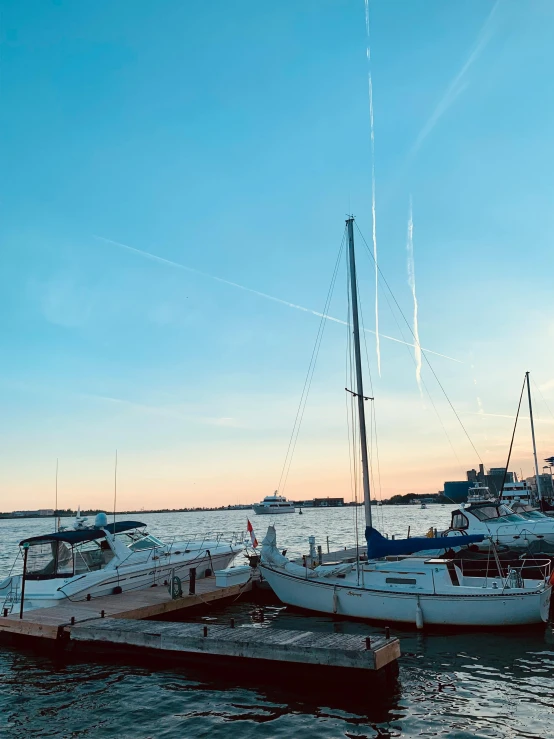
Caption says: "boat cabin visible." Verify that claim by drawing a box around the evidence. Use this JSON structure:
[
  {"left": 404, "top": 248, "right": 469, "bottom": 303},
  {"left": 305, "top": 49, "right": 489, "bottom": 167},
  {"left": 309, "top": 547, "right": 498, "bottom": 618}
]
[
  {"left": 501, "top": 481, "right": 533, "bottom": 506},
  {"left": 262, "top": 495, "right": 290, "bottom": 506},
  {"left": 20, "top": 521, "right": 148, "bottom": 580},
  {"left": 467, "top": 482, "right": 495, "bottom": 505},
  {"left": 449, "top": 503, "right": 525, "bottom": 531}
]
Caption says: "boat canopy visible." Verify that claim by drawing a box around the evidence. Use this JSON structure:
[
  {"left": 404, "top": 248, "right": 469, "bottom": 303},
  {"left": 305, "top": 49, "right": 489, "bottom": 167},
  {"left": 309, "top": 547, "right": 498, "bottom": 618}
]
[
  {"left": 365, "top": 526, "right": 485, "bottom": 559},
  {"left": 19, "top": 521, "right": 146, "bottom": 547}
]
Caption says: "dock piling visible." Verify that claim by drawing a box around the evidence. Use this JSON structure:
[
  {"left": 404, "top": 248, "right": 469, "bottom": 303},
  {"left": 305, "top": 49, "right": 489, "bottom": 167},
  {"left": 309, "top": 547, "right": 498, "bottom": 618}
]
[{"left": 189, "top": 567, "right": 196, "bottom": 595}]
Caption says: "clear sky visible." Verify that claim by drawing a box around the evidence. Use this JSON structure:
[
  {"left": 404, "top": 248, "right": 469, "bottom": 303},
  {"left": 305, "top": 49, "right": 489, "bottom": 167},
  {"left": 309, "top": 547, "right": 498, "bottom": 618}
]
[{"left": 1, "top": 0, "right": 553, "bottom": 513}]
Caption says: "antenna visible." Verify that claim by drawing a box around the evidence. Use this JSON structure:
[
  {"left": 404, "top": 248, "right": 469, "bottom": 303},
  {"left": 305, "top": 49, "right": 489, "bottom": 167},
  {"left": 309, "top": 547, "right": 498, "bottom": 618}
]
[{"left": 113, "top": 450, "right": 118, "bottom": 530}]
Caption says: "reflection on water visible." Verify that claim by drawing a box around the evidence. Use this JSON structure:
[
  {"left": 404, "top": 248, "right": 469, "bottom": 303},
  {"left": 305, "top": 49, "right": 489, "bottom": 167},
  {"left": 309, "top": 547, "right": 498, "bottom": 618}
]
[{"left": 1, "top": 508, "right": 554, "bottom": 737}]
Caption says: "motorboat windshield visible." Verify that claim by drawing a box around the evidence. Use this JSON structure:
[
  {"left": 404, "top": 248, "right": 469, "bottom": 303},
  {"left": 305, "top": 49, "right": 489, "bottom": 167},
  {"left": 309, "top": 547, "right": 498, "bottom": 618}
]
[
  {"left": 117, "top": 531, "right": 164, "bottom": 551},
  {"left": 509, "top": 503, "right": 549, "bottom": 520},
  {"left": 19, "top": 520, "right": 147, "bottom": 580},
  {"left": 469, "top": 504, "right": 526, "bottom": 523}
]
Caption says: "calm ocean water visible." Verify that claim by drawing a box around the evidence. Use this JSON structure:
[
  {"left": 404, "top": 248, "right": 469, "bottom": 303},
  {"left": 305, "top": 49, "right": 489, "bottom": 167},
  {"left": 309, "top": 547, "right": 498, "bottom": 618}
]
[{"left": 1, "top": 505, "right": 553, "bottom": 738}]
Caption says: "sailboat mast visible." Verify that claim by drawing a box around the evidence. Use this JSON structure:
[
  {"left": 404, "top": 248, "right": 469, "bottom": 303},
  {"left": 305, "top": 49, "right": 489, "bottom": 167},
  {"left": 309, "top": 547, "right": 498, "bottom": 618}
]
[
  {"left": 526, "top": 371, "right": 542, "bottom": 501},
  {"left": 346, "top": 217, "right": 373, "bottom": 529}
]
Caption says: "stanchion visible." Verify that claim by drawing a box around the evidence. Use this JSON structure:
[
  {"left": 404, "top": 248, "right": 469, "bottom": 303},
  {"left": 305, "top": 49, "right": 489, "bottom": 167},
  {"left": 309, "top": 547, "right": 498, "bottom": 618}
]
[{"left": 19, "top": 543, "right": 29, "bottom": 619}]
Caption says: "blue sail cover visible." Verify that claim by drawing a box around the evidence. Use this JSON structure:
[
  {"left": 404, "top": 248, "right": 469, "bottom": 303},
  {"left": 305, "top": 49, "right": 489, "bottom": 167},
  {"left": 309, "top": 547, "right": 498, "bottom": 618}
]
[{"left": 365, "top": 526, "right": 485, "bottom": 559}]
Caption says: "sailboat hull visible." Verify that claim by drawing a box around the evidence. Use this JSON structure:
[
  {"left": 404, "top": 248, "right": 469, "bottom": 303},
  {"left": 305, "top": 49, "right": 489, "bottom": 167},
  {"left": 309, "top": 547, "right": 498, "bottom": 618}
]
[{"left": 260, "top": 564, "right": 552, "bottom": 627}]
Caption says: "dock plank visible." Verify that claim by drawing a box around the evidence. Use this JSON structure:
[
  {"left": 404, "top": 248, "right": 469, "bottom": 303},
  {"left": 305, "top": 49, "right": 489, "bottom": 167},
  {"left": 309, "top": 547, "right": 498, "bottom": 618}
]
[
  {"left": 0, "top": 576, "right": 252, "bottom": 640},
  {"left": 69, "top": 618, "right": 401, "bottom": 671}
]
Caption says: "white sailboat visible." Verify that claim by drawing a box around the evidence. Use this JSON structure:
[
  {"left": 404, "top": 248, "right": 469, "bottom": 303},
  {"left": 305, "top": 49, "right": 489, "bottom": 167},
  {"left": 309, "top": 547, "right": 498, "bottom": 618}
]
[{"left": 260, "top": 217, "right": 553, "bottom": 627}]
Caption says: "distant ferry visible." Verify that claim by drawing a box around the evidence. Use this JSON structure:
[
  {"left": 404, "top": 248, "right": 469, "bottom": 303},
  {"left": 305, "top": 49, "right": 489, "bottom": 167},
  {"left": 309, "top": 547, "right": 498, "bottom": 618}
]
[
  {"left": 253, "top": 492, "right": 295, "bottom": 515},
  {"left": 501, "top": 480, "right": 533, "bottom": 506}
]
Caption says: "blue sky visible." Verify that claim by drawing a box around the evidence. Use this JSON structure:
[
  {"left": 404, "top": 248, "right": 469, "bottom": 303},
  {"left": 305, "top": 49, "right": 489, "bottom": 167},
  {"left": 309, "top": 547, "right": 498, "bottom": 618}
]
[{"left": 1, "top": 0, "right": 553, "bottom": 511}]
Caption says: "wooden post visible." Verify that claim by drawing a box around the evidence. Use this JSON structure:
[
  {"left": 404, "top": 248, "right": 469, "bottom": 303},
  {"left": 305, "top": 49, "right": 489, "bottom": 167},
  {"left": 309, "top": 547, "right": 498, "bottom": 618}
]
[
  {"left": 19, "top": 543, "right": 29, "bottom": 619},
  {"left": 189, "top": 567, "right": 196, "bottom": 595},
  {"left": 317, "top": 545, "right": 323, "bottom": 565}
]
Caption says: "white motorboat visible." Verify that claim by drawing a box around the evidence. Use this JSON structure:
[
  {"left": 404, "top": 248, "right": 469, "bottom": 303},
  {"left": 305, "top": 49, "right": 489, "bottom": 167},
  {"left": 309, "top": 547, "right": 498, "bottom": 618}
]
[
  {"left": 0, "top": 512, "right": 243, "bottom": 614},
  {"left": 253, "top": 492, "right": 295, "bottom": 515},
  {"left": 259, "top": 217, "right": 552, "bottom": 627},
  {"left": 467, "top": 482, "right": 496, "bottom": 505},
  {"left": 442, "top": 501, "right": 554, "bottom": 551}
]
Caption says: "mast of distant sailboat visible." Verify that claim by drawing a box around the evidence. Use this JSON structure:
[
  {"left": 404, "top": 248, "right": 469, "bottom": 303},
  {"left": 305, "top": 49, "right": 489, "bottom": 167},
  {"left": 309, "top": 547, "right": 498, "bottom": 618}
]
[
  {"left": 526, "top": 371, "right": 543, "bottom": 503},
  {"left": 346, "top": 217, "right": 373, "bottom": 529}
]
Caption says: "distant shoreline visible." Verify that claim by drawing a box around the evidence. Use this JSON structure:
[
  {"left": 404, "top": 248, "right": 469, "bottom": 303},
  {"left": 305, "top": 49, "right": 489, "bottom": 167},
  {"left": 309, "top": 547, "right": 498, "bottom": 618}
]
[{"left": 0, "top": 499, "right": 451, "bottom": 520}]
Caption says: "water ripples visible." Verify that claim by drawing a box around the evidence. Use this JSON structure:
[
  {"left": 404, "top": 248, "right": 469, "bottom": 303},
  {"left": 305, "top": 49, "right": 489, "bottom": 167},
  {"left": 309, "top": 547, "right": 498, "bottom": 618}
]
[{"left": 1, "top": 508, "right": 554, "bottom": 737}]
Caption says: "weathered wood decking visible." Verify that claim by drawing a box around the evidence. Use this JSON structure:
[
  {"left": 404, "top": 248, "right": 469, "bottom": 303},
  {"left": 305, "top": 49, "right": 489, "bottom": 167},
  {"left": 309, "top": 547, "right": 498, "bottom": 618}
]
[
  {"left": 69, "top": 618, "right": 400, "bottom": 671},
  {"left": 0, "top": 568, "right": 401, "bottom": 673},
  {"left": 0, "top": 576, "right": 251, "bottom": 640}
]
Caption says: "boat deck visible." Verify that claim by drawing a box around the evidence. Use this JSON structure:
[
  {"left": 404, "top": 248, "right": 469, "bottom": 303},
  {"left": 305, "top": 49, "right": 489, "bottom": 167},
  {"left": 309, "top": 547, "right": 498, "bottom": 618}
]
[{"left": 293, "top": 545, "right": 367, "bottom": 566}]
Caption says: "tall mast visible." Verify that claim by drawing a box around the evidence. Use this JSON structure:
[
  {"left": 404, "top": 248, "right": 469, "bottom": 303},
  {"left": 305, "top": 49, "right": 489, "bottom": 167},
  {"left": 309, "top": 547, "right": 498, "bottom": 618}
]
[
  {"left": 526, "top": 371, "right": 542, "bottom": 501},
  {"left": 346, "top": 217, "right": 372, "bottom": 529}
]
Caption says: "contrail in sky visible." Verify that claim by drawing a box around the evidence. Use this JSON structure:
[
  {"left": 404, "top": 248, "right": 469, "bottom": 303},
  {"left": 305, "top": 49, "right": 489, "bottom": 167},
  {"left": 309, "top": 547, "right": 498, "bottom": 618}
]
[
  {"left": 94, "top": 235, "right": 462, "bottom": 363},
  {"left": 411, "top": 0, "right": 501, "bottom": 156},
  {"left": 364, "top": 0, "right": 381, "bottom": 376},
  {"left": 406, "top": 197, "right": 422, "bottom": 395}
]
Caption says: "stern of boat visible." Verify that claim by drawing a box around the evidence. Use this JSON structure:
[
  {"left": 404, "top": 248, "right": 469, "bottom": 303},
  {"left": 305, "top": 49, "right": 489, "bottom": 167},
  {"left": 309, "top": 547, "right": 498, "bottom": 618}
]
[{"left": 540, "top": 583, "right": 552, "bottom": 622}]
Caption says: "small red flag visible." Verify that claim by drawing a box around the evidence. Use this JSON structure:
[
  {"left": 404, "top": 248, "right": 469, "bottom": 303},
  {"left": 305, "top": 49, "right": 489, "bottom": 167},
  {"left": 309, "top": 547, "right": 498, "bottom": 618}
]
[{"left": 247, "top": 518, "right": 258, "bottom": 548}]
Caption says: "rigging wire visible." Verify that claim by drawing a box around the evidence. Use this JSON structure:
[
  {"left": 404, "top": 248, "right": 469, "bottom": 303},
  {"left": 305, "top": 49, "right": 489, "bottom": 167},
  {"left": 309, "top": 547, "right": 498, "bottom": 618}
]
[
  {"left": 354, "top": 221, "right": 483, "bottom": 465},
  {"left": 356, "top": 264, "right": 385, "bottom": 529},
  {"left": 376, "top": 273, "right": 466, "bottom": 480},
  {"left": 278, "top": 228, "right": 347, "bottom": 494},
  {"left": 345, "top": 255, "right": 358, "bottom": 507},
  {"left": 531, "top": 376, "right": 554, "bottom": 422},
  {"left": 345, "top": 246, "right": 363, "bottom": 558}
]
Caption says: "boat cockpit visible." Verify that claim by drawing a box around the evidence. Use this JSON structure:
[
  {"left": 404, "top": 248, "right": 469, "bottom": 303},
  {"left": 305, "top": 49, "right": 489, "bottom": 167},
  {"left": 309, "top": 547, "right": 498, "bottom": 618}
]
[{"left": 20, "top": 520, "right": 147, "bottom": 580}]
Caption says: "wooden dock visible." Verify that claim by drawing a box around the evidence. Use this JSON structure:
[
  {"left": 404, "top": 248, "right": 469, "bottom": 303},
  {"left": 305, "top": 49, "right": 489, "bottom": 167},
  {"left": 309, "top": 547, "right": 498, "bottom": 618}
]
[
  {"left": 69, "top": 618, "right": 400, "bottom": 671},
  {"left": 0, "top": 570, "right": 401, "bottom": 673},
  {"left": 0, "top": 576, "right": 252, "bottom": 640}
]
